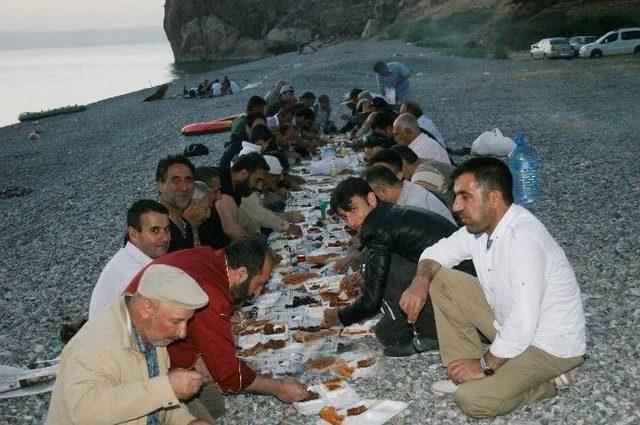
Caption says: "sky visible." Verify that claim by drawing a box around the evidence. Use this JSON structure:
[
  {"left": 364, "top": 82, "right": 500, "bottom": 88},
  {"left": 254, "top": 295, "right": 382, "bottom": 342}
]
[{"left": 0, "top": 0, "right": 166, "bottom": 32}]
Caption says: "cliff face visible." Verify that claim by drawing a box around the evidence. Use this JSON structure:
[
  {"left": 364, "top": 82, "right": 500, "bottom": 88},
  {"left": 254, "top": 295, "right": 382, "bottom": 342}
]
[{"left": 164, "top": 0, "right": 415, "bottom": 61}]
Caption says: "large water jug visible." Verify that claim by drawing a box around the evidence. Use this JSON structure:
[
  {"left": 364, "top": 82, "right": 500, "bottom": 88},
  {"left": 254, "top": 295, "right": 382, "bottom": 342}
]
[{"left": 507, "top": 134, "right": 540, "bottom": 204}]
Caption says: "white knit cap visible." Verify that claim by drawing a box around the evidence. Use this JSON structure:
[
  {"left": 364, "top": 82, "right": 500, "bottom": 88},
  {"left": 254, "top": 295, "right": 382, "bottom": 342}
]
[{"left": 264, "top": 155, "right": 283, "bottom": 175}]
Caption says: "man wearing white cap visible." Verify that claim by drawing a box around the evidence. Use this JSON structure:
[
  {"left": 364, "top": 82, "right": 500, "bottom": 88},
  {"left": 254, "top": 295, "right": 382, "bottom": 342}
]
[
  {"left": 239, "top": 155, "right": 303, "bottom": 237},
  {"left": 265, "top": 81, "right": 296, "bottom": 116},
  {"left": 47, "top": 265, "right": 211, "bottom": 425}
]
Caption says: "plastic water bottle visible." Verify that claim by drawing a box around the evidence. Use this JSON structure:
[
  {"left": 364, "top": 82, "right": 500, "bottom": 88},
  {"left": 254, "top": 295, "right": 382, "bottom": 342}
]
[
  {"left": 329, "top": 158, "right": 338, "bottom": 177},
  {"left": 507, "top": 134, "right": 540, "bottom": 204}
]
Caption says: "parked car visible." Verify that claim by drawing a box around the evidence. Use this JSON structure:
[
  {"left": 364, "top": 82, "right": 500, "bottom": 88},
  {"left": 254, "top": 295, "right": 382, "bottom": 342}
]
[
  {"left": 530, "top": 38, "right": 574, "bottom": 60},
  {"left": 569, "top": 36, "right": 597, "bottom": 55},
  {"left": 579, "top": 28, "right": 640, "bottom": 58}
]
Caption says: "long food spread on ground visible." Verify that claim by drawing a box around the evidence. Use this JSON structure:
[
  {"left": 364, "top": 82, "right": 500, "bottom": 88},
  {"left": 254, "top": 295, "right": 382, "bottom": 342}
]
[{"left": 231, "top": 143, "right": 408, "bottom": 424}]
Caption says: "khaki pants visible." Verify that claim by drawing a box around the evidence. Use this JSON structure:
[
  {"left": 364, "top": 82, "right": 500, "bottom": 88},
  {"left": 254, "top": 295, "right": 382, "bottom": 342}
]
[
  {"left": 429, "top": 268, "right": 584, "bottom": 418},
  {"left": 186, "top": 382, "right": 226, "bottom": 421}
]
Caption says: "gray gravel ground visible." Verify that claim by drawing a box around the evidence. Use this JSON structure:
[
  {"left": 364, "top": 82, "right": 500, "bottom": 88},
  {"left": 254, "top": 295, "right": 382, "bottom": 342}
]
[{"left": 1, "top": 40, "right": 639, "bottom": 424}]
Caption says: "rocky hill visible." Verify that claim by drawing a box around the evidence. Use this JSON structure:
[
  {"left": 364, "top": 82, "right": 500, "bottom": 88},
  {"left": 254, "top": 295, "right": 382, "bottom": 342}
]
[{"left": 164, "top": 0, "right": 640, "bottom": 61}]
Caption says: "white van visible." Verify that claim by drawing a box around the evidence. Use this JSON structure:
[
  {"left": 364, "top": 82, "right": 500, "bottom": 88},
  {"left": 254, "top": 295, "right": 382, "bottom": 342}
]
[{"left": 579, "top": 27, "right": 640, "bottom": 58}]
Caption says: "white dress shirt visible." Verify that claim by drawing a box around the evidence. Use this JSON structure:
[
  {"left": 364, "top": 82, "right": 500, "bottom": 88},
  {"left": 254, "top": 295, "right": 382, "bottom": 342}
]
[
  {"left": 420, "top": 204, "right": 586, "bottom": 359},
  {"left": 417, "top": 115, "right": 446, "bottom": 149},
  {"left": 397, "top": 180, "right": 455, "bottom": 224},
  {"left": 88, "top": 242, "right": 152, "bottom": 319},
  {"left": 408, "top": 133, "right": 451, "bottom": 165}
]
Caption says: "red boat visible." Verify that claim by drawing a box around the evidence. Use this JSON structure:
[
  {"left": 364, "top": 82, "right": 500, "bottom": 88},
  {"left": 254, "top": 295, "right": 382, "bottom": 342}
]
[{"left": 181, "top": 114, "right": 241, "bottom": 136}]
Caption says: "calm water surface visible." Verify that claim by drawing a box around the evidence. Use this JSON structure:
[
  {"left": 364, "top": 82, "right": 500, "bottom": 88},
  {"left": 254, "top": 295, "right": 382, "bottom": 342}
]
[{"left": 0, "top": 42, "right": 250, "bottom": 127}]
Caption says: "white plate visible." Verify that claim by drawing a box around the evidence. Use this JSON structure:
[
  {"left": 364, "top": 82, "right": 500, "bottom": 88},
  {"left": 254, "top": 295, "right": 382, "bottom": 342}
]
[
  {"left": 294, "top": 382, "right": 361, "bottom": 415},
  {"left": 317, "top": 399, "right": 409, "bottom": 425}
]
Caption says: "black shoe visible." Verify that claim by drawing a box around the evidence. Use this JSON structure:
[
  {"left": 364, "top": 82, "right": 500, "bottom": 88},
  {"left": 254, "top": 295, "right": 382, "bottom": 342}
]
[{"left": 383, "top": 336, "right": 438, "bottom": 358}]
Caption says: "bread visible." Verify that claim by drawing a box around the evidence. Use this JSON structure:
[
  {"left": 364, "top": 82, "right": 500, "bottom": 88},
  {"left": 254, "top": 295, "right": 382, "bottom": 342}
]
[
  {"left": 346, "top": 405, "right": 367, "bottom": 416},
  {"left": 321, "top": 378, "right": 343, "bottom": 391}
]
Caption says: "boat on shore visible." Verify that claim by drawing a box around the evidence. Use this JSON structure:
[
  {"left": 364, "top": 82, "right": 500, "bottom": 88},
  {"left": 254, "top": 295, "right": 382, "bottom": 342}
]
[{"left": 18, "top": 105, "right": 87, "bottom": 122}]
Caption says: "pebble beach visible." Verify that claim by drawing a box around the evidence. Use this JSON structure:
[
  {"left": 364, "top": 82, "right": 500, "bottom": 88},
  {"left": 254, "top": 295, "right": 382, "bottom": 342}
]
[{"left": 0, "top": 40, "right": 639, "bottom": 424}]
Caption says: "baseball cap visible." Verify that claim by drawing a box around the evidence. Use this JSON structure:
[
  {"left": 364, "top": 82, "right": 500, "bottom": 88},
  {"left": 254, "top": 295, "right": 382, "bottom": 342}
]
[
  {"left": 137, "top": 264, "right": 208, "bottom": 310},
  {"left": 279, "top": 85, "right": 295, "bottom": 94}
]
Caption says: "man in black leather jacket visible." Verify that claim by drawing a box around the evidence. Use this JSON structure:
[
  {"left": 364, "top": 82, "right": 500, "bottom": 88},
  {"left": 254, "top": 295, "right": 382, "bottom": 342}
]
[{"left": 323, "top": 177, "right": 474, "bottom": 357}]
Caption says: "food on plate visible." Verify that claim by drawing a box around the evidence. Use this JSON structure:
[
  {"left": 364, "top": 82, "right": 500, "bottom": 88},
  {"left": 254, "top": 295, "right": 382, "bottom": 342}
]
[
  {"left": 292, "top": 328, "right": 339, "bottom": 343},
  {"left": 346, "top": 405, "right": 368, "bottom": 416},
  {"left": 262, "top": 323, "right": 286, "bottom": 335},
  {"left": 320, "top": 292, "right": 350, "bottom": 307},
  {"left": 306, "top": 253, "right": 341, "bottom": 266},
  {"left": 308, "top": 226, "right": 323, "bottom": 234},
  {"left": 232, "top": 318, "right": 270, "bottom": 333},
  {"left": 285, "top": 295, "right": 318, "bottom": 308},
  {"left": 356, "top": 357, "right": 376, "bottom": 368},
  {"left": 341, "top": 328, "right": 369, "bottom": 336},
  {"left": 308, "top": 356, "right": 336, "bottom": 370},
  {"left": 238, "top": 325, "right": 264, "bottom": 336},
  {"left": 302, "top": 390, "right": 320, "bottom": 402},
  {"left": 321, "top": 378, "right": 343, "bottom": 391},
  {"left": 237, "top": 339, "right": 286, "bottom": 357},
  {"left": 291, "top": 325, "right": 323, "bottom": 332},
  {"left": 319, "top": 406, "right": 344, "bottom": 425},
  {"left": 327, "top": 239, "right": 350, "bottom": 248},
  {"left": 334, "top": 359, "right": 356, "bottom": 378},
  {"left": 282, "top": 271, "right": 320, "bottom": 287}
]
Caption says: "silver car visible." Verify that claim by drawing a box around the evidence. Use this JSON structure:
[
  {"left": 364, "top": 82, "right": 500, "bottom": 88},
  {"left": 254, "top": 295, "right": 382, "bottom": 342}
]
[
  {"left": 569, "top": 36, "right": 597, "bottom": 56},
  {"left": 530, "top": 38, "right": 574, "bottom": 60}
]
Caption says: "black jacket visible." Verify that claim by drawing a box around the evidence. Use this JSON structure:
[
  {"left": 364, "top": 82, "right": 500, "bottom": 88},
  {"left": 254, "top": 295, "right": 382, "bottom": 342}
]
[{"left": 338, "top": 202, "right": 472, "bottom": 326}]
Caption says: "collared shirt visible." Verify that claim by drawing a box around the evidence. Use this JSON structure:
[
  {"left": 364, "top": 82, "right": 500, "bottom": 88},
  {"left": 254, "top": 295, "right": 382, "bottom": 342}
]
[
  {"left": 129, "top": 310, "right": 160, "bottom": 425},
  {"left": 89, "top": 242, "right": 152, "bottom": 319},
  {"left": 420, "top": 204, "right": 586, "bottom": 359},
  {"left": 417, "top": 115, "right": 446, "bottom": 149},
  {"left": 397, "top": 180, "right": 455, "bottom": 224},
  {"left": 408, "top": 132, "right": 451, "bottom": 165},
  {"left": 168, "top": 218, "right": 194, "bottom": 253}
]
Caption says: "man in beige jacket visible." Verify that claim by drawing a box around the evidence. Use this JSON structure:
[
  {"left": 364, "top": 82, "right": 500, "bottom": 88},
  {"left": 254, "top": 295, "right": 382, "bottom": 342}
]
[{"left": 46, "top": 264, "right": 212, "bottom": 425}]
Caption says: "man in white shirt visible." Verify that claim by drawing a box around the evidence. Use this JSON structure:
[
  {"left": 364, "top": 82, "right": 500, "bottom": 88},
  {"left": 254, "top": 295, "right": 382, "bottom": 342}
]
[
  {"left": 399, "top": 101, "right": 446, "bottom": 150},
  {"left": 88, "top": 199, "right": 171, "bottom": 318},
  {"left": 393, "top": 113, "right": 451, "bottom": 165},
  {"left": 363, "top": 164, "right": 455, "bottom": 224},
  {"left": 399, "top": 157, "right": 586, "bottom": 418}
]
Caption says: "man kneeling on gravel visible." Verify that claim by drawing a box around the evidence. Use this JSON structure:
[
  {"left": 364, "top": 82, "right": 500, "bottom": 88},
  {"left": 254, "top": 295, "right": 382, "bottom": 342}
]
[
  {"left": 399, "top": 157, "right": 586, "bottom": 418},
  {"left": 48, "top": 265, "right": 211, "bottom": 424},
  {"left": 125, "top": 236, "right": 308, "bottom": 421},
  {"left": 321, "top": 177, "right": 472, "bottom": 357}
]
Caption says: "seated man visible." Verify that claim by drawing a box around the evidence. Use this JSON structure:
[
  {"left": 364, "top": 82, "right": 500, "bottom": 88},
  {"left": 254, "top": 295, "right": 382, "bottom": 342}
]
[
  {"left": 293, "top": 108, "right": 321, "bottom": 157},
  {"left": 363, "top": 133, "right": 395, "bottom": 163},
  {"left": 88, "top": 199, "right": 171, "bottom": 318},
  {"left": 125, "top": 236, "right": 309, "bottom": 421},
  {"left": 363, "top": 164, "right": 455, "bottom": 224},
  {"left": 265, "top": 83, "right": 296, "bottom": 116},
  {"left": 156, "top": 155, "right": 196, "bottom": 252},
  {"left": 220, "top": 112, "right": 268, "bottom": 169},
  {"left": 239, "top": 155, "right": 303, "bottom": 238},
  {"left": 48, "top": 264, "right": 211, "bottom": 424},
  {"left": 370, "top": 110, "right": 398, "bottom": 139},
  {"left": 183, "top": 181, "right": 213, "bottom": 246},
  {"left": 299, "top": 91, "right": 316, "bottom": 109},
  {"left": 229, "top": 96, "right": 267, "bottom": 144},
  {"left": 322, "top": 177, "right": 470, "bottom": 358},
  {"left": 393, "top": 113, "right": 450, "bottom": 165},
  {"left": 313, "top": 94, "right": 336, "bottom": 134},
  {"left": 216, "top": 152, "right": 269, "bottom": 241},
  {"left": 392, "top": 144, "right": 456, "bottom": 209},
  {"left": 400, "top": 157, "right": 585, "bottom": 418},
  {"left": 400, "top": 100, "right": 446, "bottom": 149},
  {"left": 338, "top": 88, "right": 364, "bottom": 134},
  {"left": 194, "top": 166, "right": 231, "bottom": 249}
]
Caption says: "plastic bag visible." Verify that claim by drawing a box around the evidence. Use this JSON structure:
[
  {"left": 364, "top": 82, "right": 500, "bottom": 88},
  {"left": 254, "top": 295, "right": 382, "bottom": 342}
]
[{"left": 471, "top": 128, "right": 516, "bottom": 157}]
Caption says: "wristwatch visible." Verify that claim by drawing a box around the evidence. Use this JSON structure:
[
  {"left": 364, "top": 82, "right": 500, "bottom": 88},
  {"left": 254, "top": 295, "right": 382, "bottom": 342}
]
[{"left": 480, "top": 352, "right": 494, "bottom": 376}]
